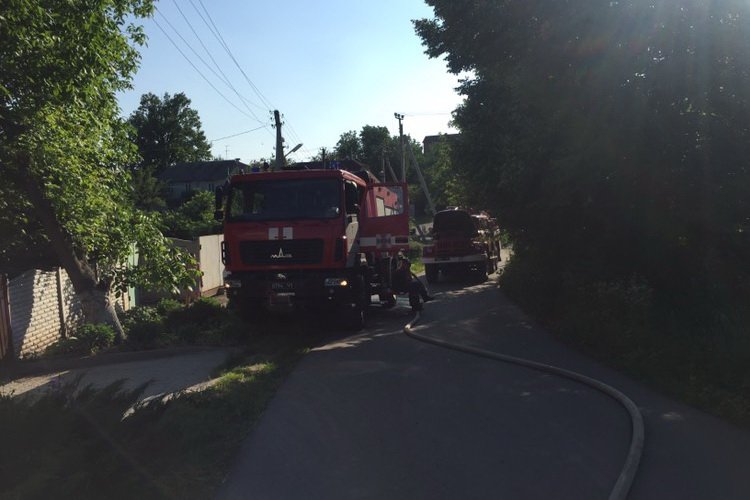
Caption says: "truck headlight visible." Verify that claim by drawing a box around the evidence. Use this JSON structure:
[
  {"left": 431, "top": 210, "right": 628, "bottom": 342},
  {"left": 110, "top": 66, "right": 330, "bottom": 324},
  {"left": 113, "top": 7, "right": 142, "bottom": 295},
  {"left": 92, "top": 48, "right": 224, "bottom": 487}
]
[
  {"left": 224, "top": 279, "right": 242, "bottom": 288},
  {"left": 324, "top": 278, "right": 348, "bottom": 287}
]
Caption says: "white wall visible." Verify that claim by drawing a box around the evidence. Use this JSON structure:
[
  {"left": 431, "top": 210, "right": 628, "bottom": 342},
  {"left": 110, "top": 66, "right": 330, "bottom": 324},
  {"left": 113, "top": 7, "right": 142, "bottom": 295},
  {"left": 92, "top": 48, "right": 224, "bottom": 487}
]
[{"left": 198, "top": 234, "right": 225, "bottom": 296}]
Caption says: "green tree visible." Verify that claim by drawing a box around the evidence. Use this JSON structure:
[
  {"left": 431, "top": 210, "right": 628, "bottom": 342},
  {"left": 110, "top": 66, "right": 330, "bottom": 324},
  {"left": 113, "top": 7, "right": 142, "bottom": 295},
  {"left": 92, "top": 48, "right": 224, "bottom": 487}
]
[
  {"left": 161, "top": 191, "right": 219, "bottom": 240},
  {"left": 415, "top": 0, "right": 750, "bottom": 318},
  {"left": 422, "top": 138, "right": 466, "bottom": 210},
  {"left": 359, "top": 125, "right": 391, "bottom": 169},
  {"left": 128, "top": 92, "right": 212, "bottom": 174},
  {"left": 130, "top": 165, "right": 167, "bottom": 211},
  {"left": 334, "top": 130, "right": 362, "bottom": 160},
  {"left": 0, "top": 0, "right": 197, "bottom": 336}
]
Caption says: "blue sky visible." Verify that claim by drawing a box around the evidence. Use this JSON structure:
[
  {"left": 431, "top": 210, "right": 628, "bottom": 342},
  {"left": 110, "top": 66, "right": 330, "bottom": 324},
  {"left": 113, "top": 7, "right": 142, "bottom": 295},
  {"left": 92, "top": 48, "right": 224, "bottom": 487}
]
[{"left": 117, "top": 0, "right": 463, "bottom": 163}]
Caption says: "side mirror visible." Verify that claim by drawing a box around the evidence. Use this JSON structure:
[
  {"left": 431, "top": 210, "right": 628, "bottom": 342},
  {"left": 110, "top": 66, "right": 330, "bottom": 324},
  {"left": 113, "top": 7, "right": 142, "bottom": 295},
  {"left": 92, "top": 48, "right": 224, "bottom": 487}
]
[{"left": 213, "top": 210, "right": 224, "bottom": 222}]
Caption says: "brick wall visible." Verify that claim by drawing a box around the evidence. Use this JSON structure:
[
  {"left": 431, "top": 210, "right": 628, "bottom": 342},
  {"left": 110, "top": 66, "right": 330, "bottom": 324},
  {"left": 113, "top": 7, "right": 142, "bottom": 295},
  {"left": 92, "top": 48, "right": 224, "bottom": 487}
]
[{"left": 8, "top": 268, "right": 131, "bottom": 359}]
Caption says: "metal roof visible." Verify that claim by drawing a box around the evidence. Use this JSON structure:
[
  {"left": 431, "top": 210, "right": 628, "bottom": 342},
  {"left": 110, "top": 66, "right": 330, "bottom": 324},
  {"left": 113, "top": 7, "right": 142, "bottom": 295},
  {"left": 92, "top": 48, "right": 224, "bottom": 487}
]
[{"left": 158, "top": 159, "right": 250, "bottom": 183}]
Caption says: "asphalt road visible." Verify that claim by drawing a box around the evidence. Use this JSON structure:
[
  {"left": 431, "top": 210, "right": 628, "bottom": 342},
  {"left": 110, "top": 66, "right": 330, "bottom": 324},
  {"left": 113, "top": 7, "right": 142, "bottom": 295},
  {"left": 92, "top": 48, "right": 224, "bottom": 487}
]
[{"left": 218, "top": 273, "right": 750, "bottom": 500}]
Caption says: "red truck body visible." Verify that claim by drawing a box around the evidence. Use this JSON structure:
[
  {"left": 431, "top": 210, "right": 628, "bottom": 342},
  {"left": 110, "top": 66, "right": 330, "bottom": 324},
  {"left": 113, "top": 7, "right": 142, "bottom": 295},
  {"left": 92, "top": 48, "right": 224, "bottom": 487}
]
[
  {"left": 218, "top": 163, "right": 409, "bottom": 328},
  {"left": 421, "top": 208, "right": 501, "bottom": 283}
]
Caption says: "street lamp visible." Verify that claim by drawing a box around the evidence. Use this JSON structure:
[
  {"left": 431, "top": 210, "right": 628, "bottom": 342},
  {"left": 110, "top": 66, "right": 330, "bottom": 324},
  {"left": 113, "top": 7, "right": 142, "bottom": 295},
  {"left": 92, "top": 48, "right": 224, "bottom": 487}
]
[{"left": 284, "top": 143, "right": 303, "bottom": 160}]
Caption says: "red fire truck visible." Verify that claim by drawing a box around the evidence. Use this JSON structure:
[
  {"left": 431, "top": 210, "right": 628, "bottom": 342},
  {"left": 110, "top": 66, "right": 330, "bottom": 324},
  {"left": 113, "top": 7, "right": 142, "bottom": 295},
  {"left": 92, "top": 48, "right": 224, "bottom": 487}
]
[
  {"left": 215, "top": 161, "right": 410, "bottom": 329},
  {"left": 421, "top": 208, "right": 501, "bottom": 284}
]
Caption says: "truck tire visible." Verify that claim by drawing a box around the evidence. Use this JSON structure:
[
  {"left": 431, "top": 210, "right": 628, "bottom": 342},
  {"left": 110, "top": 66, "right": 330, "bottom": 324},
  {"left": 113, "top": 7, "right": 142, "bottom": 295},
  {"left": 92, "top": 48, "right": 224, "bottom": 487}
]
[
  {"left": 474, "top": 261, "right": 488, "bottom": 283},
  {"left": 425, "top": 264, "right": 439, "bottom": 284},
  {"left": 342, "top": 275, "right": 366, "bottom": 331}
]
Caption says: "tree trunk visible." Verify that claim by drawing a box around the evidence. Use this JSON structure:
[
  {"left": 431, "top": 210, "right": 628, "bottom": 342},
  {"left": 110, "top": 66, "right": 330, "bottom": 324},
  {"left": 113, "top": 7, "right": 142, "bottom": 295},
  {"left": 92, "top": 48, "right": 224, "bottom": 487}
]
[{"left": 20, "top": 155, "right": 125, "bottom": 339}]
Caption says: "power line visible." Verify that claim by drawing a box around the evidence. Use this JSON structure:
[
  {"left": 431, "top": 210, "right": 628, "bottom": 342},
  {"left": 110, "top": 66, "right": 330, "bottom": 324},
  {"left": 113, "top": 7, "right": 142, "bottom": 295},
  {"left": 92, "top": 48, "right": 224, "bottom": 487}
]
[
  {"left": 210, "top": 125, "right": 266, "bottom": 143},
  {"left": 152, "top": 17, "right": 260, "bottom": 123},
  {"left": 189, "top": 0, "right": 310, "bottom": 154},
  {"left": 196, "top": 0, "right": 275, "bottom": 110},
  {"left": 156, "top": 6, "right": 266, "bottom": 126},
  {"left": 167, "top": 0, "right": 267, "bottom": 115},
  {"left": 404, "top": 112, "right": 453, "bottom": 117}
]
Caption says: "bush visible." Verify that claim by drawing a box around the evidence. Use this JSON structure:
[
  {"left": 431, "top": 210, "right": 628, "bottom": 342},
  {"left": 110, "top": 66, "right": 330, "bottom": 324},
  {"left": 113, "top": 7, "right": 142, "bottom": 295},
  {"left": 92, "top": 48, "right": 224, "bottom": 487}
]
[
  {"left": 120, "top": 306, "right": 168, "bottom": 349},
  {"left": 156, "top": 298, "right": 182, "bottom": 316},
  {"left": 75, "top": 323, "right": 116, "bottom": 353},
  {"left": 167, "top": 297, "right": 226, "bottom": 329},
  {"left": 46, "top": 323, "right": 115, "bottom": 356}
]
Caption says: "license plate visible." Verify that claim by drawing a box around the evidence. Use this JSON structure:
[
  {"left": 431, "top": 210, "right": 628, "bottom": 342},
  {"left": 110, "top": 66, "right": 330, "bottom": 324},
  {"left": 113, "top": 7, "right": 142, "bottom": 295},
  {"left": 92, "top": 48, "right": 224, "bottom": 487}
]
[{"left": 271, "top": 281, "right": 294, "bottom": 292}]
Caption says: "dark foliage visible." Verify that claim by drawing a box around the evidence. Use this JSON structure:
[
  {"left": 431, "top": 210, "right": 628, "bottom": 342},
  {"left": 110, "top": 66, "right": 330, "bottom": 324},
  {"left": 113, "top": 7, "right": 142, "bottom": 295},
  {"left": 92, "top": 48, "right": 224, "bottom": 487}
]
[{"left": 416, "top": 0, "right": 750, "bottom": 421}]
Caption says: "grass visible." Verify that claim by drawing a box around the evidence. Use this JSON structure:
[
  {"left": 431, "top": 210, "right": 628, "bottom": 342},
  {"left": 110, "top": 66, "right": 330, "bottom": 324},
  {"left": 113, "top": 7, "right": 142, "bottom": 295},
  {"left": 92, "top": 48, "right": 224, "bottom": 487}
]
[{"left": 0, "top": 323, "right": 315, "bottom": 499}]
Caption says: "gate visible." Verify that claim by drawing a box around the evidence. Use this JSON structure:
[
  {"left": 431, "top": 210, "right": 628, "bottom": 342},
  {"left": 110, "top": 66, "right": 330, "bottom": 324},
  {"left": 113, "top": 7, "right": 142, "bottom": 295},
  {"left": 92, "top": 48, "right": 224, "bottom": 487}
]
[{"left": 0, "top": 274, "right": 11, "bottom": 360}]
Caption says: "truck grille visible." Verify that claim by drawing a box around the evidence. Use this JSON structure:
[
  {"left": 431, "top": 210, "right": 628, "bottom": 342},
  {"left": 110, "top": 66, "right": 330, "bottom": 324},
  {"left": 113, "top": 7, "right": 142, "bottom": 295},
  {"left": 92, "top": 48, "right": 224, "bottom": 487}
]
[
  {"left": 239, "top": 239, "right": 324, "bottom": 265},
  {"left": 436, "top": 240, "right": 473, "bottom": 257}
]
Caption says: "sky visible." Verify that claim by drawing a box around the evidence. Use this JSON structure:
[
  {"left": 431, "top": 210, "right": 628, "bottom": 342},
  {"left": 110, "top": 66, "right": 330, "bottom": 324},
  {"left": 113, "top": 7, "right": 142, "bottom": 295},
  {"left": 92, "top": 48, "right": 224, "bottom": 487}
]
[{"left": 117, "top": 0, "right": 464, "bottom": 163}]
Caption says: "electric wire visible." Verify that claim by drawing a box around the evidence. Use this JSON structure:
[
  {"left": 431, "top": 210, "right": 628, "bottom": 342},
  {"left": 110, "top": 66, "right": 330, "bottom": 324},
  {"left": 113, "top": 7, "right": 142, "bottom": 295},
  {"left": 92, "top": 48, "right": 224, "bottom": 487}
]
[
  {"left": 210, "top": 125, "right": 266, "bottom": 143},
  {"left": 190, "top": 0, "right": 310, "bottom": 151},
  {"left": 152, "top": 18, "right": 259, "bottom": 123},
  {"left": 185, "top": 0, "right": 274, "bottom": 139},
  {"left": 192, "top": 0, "right": 274, "bottom": 111},
  {"left": 155, "top": 8, "right": 265, "bottom": 126},
  {"left": 168, "top": 0, "right": 267, "bottom": 116}
]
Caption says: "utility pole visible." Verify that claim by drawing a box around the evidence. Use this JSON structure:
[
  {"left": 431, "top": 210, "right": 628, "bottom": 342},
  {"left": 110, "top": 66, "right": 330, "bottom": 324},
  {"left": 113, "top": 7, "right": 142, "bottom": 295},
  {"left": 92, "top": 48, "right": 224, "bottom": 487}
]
[
  {"left": 225, "top": 145, "right": 230, "bottom": 159},
  {"left": 380, "top": 148, "right": 386, "bottom": 182},
  {"left": 408, "top": 145, "right": 436, "bottom": 216},
  {"left": 273, "top": 110, "right": 284, "bottom": 171},
  {"left": 385, "top": 157, "right": 398, "bottom": 183},
  {"left": 394, "top": 113, "right": 405, "bottom": 181}
]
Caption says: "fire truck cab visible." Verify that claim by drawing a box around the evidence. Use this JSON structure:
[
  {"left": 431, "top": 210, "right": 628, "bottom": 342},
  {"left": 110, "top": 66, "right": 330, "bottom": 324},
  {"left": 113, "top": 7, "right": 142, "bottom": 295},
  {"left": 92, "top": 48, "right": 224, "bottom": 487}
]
[{"left": 216, "top": 162, "right": 410, "bottom": 329}]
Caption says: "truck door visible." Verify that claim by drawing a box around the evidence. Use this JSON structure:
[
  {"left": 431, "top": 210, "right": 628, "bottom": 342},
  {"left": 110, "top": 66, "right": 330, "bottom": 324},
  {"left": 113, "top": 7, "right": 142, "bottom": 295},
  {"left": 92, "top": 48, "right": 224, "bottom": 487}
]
[{"left": 359, "top": 182, "right": 410, "bottom": 256}]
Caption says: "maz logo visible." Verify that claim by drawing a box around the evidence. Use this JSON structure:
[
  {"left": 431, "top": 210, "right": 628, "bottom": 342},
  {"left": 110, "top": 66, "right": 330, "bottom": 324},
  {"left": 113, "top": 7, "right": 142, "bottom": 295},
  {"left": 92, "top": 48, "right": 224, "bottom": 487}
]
[{"left": 270, "top": 248, "right": 293, "bottom": 259}]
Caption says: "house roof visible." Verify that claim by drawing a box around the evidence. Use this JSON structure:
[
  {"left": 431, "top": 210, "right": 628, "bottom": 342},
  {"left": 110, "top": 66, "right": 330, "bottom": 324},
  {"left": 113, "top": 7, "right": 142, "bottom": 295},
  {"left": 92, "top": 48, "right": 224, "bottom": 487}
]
[
  {"left": 423, "top": 133, "right": 460, "bottom": 154},
  {"left": 158, "top": 159, "right": 249, "bottom": 183}
]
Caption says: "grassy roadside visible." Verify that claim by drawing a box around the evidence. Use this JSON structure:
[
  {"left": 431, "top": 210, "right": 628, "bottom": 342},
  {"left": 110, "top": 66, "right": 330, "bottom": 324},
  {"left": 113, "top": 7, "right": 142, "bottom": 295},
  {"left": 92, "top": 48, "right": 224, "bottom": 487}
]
[
  {"left": 0, "top": 322, "right": 315, "bottom": 499},
  {"left": 499, "top": 255, "right": 750, "bottom": 428}
]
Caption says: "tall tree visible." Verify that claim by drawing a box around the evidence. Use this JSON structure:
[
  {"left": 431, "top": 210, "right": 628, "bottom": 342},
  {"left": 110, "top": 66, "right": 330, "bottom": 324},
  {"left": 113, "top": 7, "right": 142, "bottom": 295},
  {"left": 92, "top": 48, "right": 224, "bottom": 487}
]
[
  {"left": 0, "top": 0, "right": 197, "bottom": 336},
  {"left": 416, "top": 0, "right": 750, "bottom": 315},
  {"left": 359, "top": 125, "right": 391, "bottom": 169},
  {"left": 128, "top": 92, "right": 212, "bottom": 174},
  {"left": 334, "top": 130, "right": 362, "bottom": 160}
]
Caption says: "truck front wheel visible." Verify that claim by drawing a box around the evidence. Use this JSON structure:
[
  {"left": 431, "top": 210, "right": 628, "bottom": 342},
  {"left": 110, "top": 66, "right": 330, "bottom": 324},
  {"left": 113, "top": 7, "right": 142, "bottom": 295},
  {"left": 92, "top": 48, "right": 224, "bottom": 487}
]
[{"left": 341, "top": 275, "right": 366, "bottom": 331}]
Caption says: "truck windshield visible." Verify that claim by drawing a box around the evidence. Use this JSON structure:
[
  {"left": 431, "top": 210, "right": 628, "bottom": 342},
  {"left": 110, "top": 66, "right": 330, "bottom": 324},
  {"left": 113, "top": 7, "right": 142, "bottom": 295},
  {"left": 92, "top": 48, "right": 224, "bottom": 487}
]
[
  {"left": 226, "top": 178, "right": 342, "bottom": 221},
  {"left": 433, "top": 210, "right": 478, "bottom": 238}
]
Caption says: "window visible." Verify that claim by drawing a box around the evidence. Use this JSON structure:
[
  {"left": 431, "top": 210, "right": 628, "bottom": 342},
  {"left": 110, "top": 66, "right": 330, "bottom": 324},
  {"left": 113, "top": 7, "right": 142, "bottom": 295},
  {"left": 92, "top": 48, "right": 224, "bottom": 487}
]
[{"left": 226, "top": 178, "right": 342, "bottom": 221}]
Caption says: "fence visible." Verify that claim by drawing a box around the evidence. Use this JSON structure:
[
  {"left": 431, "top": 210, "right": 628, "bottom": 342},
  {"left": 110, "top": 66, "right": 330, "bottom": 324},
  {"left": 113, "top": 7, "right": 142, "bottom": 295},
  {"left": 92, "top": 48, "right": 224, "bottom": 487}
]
[
  {"left": 0, "top": 275, "right": 11, "bottom": 361},
  {"left": 1, "top": 234, "right": 223, "bottom": 359},
  {"left": 5, "top": 268, "right": 130, "bottom": 359},
  {"left": 137, "top": 234, "right": 225, "bottom": 304}
]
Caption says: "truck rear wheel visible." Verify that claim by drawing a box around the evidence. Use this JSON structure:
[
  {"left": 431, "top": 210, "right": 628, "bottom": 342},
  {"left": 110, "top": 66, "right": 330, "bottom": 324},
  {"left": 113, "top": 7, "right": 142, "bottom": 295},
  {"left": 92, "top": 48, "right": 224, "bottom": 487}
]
[
  {"left": 474, "top": 261, "right": 488, "bottom": 283},
  {"left": 425, "top": 264, "right": 439, "bottom": 284}
]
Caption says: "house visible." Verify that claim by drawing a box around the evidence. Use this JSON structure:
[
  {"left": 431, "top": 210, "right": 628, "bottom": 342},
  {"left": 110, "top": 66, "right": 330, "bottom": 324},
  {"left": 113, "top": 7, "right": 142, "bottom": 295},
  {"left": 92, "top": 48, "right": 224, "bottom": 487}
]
[
  {"left": 422, "top": 133, "right": 460, "bottom": 156},
  {"left": 159, "top": 159, "right": 249, "bottom": 201}
]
